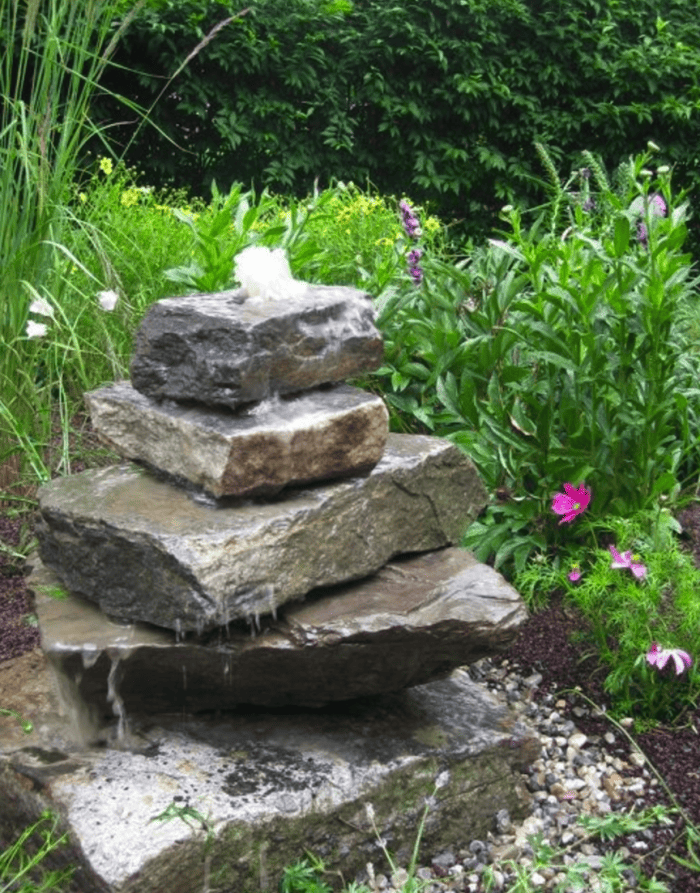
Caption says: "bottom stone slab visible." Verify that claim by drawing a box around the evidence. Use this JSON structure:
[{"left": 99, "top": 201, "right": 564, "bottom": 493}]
[
  {"left": 0, "top": 649, "right": 539, "bottom": 893},
  {"left": 28, "top": 548, "right": 528, "bottom": 710}
]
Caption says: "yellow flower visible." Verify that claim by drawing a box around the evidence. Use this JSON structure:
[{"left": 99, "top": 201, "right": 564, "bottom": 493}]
[
  {"left": 99, "top": 157, "right": 113, "bottom": 176},
  {"left": 121, "top": 188, "right": 140, "bottom": 208},
  {"left": 78, "top": 192, "right": 87, "bottom": 203},
  {"left": 424, "top": 217, "right": 441, "bottom": 238}
]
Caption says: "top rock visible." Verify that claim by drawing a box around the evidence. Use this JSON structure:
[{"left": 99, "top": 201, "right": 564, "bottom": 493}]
[{"left": 130, "top": 285, "right": 384, "bottom": 409}]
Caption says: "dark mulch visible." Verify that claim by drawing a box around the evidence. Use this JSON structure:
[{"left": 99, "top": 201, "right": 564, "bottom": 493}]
[{"left": 2, "top": 413, "right": 700, "bottom": 891}]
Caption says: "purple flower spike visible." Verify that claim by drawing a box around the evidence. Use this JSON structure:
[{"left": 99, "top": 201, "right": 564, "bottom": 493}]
[
  {"left": 399, "top": 200, "right": 422, "bottom": 239},
  {"left": 409, "top": 265, "right": 423, "bottom": 285}
]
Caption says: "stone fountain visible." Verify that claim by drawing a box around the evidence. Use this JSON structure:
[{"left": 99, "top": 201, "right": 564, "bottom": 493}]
[{"left": 0, "top": 280, "right": 541, "bottom": 893}]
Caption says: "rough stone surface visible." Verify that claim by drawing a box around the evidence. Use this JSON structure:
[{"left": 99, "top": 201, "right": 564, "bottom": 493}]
[
  {"left": 129, "top": 286, "right": 383, "bottom": 408},
  {"left": 34, "top": 434, "right": 488, "bottom": 634},
  {"left": 85, "top": 381, "right": 390, "bottom": 498},
  {"left": 0, "top": 648, "right": 538, "bottom": 893},
  {"left": 28, "top": 546, "right": 528, "bottom": 710}
]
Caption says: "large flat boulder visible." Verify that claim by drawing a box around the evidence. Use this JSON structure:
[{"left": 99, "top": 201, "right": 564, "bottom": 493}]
[
  {"left": 0, "top": 648, "right": 539, "bottom": 893},
  {"left": 129, "top": 286, "right": 383, "bottom": 408},
  {"left": 85, "top": 381, "right": 389, "bottom": 498},
  {"left": 28, "top": 547, "right": 528, "bottom": 710},
  {"left": 34, "top": 434, "right": 488, "bottom": 634}
]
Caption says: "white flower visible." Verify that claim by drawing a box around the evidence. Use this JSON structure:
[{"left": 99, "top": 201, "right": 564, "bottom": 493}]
[
  {"left": 29, "top": 298, "right": 54, "bottom": 319},
  {"left": 233, "top": 246, "right": 307, "bottom": 300},
  {"left": 435, "top": 769, "right": 450, "bottom": 789},
  {"left": 97, "top": 290, "right": 119, "bottom": 312},
  {"left": 26, "top": 320, "right": 48, "bottom": 339}
]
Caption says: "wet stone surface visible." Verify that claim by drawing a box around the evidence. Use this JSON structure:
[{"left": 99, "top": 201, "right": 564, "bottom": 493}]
[{"left": 34, "top": 434, "right": 488, "bottom": 633}]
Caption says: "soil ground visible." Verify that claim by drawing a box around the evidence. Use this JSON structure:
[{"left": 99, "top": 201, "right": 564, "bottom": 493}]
[{"left": 2, "top": 411, "right": 700, "bottom": 891}]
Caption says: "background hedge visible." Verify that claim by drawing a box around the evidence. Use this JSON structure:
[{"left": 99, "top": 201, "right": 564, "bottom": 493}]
[{"left": 83, "top": 0, "right": 700, "bottom": 252}]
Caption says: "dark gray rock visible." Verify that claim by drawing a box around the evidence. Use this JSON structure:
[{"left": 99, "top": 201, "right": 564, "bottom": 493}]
[
  {"left": 35, "top": 434, "right": 488, "bottom": 634},
  {"left": 28, "top": 547, "right": 528, "bottom": 710},
  {"left": 0, "top": 644, "right": 539, "bottom": 893},
  {"left": 85, "top": 380, "right": 389, "bottom": 498},
  {"left": 129, "top": 286, "right": 383, "bottom": 408}
]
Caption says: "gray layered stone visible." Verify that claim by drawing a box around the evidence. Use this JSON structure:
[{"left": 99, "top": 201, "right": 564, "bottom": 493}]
[
  {"left": 0, "top": 645, "right": 539, "bottom": 893},
  {"left": 28, "top": 547, "right": 528, "bottom": 710},
  {"left": 129, "top": 286, "right": 384, "bottom": 408},
  {"left": 85, "top": 381, "right": 390, "bottom": 498},
  {"left": 35, "top": 434, "right": 488, "bottom": 634}
]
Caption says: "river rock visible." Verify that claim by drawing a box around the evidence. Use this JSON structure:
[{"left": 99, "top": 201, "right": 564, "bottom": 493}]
[
  {"left": 34, "top": 434, "right": 488, "bottom": 634},
  {"left": 28, "top": 546, "right": 527, "bottom": 711},
  {"left": 0, "top": 646, "right": 538, "bottom": 893},
  {"left": 84, "top": 380, "right": 389, "bottom": 498},
  {"left": 129, "top": 285, "right": 383, "bottom": 408}
]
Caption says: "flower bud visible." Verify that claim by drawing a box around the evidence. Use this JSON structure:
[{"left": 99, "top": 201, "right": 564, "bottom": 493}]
[{"left": 647, "top": 141, "right": 660, "bottom": 152}]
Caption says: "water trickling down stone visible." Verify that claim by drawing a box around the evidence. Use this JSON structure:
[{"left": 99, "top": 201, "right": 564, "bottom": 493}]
[
  {"left": 106, "top": 652, "right": 129, "bottom": 745},
  {"left": 3, "top": 280, "right": 541, "bottom": 893}
]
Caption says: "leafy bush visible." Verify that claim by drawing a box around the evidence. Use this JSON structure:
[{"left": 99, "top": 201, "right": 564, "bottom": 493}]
[
  {"left": 86, "top": 0, "right": 700, "bottom": 259},
  {"left": 364, "top": 144, "right": 700, "bottom": 581}
]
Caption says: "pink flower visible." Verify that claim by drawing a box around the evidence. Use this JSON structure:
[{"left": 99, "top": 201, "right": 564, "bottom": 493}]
[
  {"left": 609, "top": 545, "right": 647, "bottom": 579},
  {"left": 552, "top": 483, "right": 591, "bottom": 524},
  {"left": 568, "top": 563, "right": 581, "bottom": 582},
  {"left": 646, "top": 643, "right": 692, "bottom": 675}
]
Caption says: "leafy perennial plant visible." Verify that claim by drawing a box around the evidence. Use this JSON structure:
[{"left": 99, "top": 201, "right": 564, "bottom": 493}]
[
  {"left": 371, "top": 143, "right": 700, "bottom": 585},
  {"left": 546, "top": 481, "right": 700, "bottom": 732}
]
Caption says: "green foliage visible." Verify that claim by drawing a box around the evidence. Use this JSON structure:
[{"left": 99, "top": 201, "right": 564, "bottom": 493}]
[
  {"left": 86, "top": 0, "right": 700, "bottom": 260},
  {"left": 0, "top": 811, "right": 75, "bottom": 892},
  {"left": 279, "top": 857, "right": 333, "bottom": 893},
  {"left": 162, "top": 179, "right": 297, "bottom": 293},
  {"left": 374, "top": 145, "right": 700, "bottom": 584},
  {"left": 0, "top": 0, "right": 150, "bottom": 485}
]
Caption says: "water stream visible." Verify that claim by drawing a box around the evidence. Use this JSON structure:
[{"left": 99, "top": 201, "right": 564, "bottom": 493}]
[{"left": 106, "top": 650, "right": 131, "bottom": 746}]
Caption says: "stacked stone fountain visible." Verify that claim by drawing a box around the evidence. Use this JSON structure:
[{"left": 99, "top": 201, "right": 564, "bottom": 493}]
[
  {"left": 33, "top": 282, "right": 528, "bottom": 716},
  {"left": 1, "top": 281, "right": 541, "bottom": 893}
]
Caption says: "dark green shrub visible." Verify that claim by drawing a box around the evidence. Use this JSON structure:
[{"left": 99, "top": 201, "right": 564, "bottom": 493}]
[{"left": 82, "top": 0, "right": 700, "bottom": 258}]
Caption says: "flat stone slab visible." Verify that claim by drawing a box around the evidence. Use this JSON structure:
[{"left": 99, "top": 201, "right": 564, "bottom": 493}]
[
  {"left": 28, "top": 547, "right": 528, "bottom": 709},
  {"left": 129, "top": 285, "right": 384, "bottom": 408},
  {"left": 35, "top": 434, "right": 488, "bottom": 634},
  {"left": 0, "top": 648, "right": 539, "bottom": 893},
  {"left": 85, "top": 381, "right": 390, "bottom": 498}
]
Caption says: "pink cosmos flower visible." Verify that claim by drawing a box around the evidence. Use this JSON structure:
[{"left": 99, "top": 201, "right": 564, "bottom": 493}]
[
  {"left": 552, "top": 483, "right": 591, "bottom": 524},
  {"left": 646, "top": 642, "right": 692, "bottom": 675},
  {"left": 609, "top": 545, "right": 647, "bottom": 579}
]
